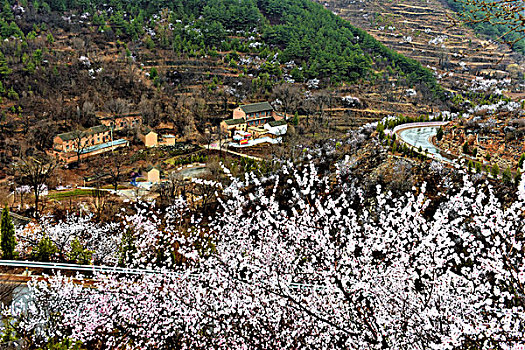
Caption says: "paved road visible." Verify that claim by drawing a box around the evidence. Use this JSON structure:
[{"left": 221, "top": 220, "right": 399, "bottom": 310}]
[
  {"left": 394, "top": 121, "right": 458, "bottom": 165},
  {"left": 201, "top": 142, "right": 264, "bottom": 161}
]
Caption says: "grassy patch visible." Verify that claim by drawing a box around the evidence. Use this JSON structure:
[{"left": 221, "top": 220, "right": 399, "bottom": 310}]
[{"left": 47, "top": 189, "right": 99, "bottom": 201}]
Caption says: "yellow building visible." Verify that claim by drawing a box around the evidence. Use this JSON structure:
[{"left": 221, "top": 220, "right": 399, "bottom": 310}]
[
  {"left": 144, "top": 165, "right": 161, "bottom": 183},
  {"left": 140, "top": 129, "right": 158, "bottom": 148}
]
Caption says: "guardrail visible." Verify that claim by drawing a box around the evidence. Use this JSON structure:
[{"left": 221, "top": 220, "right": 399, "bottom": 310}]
[
  {"left": 0, "top": 260, "right": 326, "bottom": 291},
  {"left": 0, "top": 260, "right": 164, "bottom": 275}
]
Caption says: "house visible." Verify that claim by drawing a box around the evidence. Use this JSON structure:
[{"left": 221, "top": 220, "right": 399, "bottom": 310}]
[
  {"left": 53, "top": 125, "right": 111, "bottom": 153},
  {"left": 221, "top": 118, "right": 247, "bottom": 135},
  {"left": 144, "top": 165, "right": 161, "bottom": 183},
  {"left": 139, "top": 128, "right": 177, "bottom": 147},
  {"left": 230, "top": 119, "right": 288, "bottom": 147},
  {"left": 161, "top": 134, "right": 176, "bottom": 146},
  {"left": 265, "top": 119, "right": 288, "bottom": 138},
  {"left": 221, "top": 102, "right": 284, "bottom": 137},
  {"left": 233, "top": 102, "right": 275, "bottom": 126},
  {"left": 51, "top": 125, "right": 128, "bottom": 163},
  {"left": 100, "top": 113, "right": 142, "bottom": 131}
]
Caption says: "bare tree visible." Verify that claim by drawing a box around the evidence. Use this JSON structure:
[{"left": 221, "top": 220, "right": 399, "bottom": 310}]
[
  {"left": 271, "top": 84, "right": 301, "bottom": 116},
  {"left": 450, "top": 0, "right": 524, "bottom": 48},
  {"left": 155, "top": 172, "right": 188, "bottom": 205},
  {"left": 16, "top": 156, "right": 57, "bottom": 217},
  {"left": 71, "top": 129, "right": 89, "bottom": 164},
  {"left": 102, "top": 149, "right": 127, "bottom": 191},
  {"left": 105, "top": 98, "right": 130, "bottom": 117},
  {"left": 77, "top": 100, "right": 97, "bottom": 126}
]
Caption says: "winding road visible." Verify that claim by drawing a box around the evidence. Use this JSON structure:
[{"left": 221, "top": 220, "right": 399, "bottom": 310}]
[{"left": 394, "top": 121, "right": 455, "bottom": 164}]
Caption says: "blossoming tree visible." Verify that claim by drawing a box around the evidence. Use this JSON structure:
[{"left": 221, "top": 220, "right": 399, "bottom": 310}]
[{"left": 9, "top": 160, "right": 525, "bottom": 349}]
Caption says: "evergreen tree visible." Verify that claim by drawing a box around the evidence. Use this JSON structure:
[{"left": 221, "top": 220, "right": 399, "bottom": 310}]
[
  {"left": 292, "top": 112, "right": 299, "bottom": 126},
  {"left": 475, "top": 162, "right": 482, "bottom": 173},
  {"left": 0, "top": 205, "right": 16, "bottom": 259},
  {"left": 491, "top": 164, "right": 500, "bottom": 178},
  {"left": 502, "top": 167, "right": 512, "bottom": 183},
  {"left": 518, "top": 154, "right": 525, "bottom": 169},
  {"left": 0, "top": 50, "right": 11, "bottom": 77},
  {"left": 32, "top": 236, "right": 57, "bottom": 262},
  {"left": 515, "top": 169, "right": 522, "bottom": 186},
  {"left": 68, "top": 238, "right": 92, "bottom": 265},
  {"left": 436, "top": 127, "right": 444, "bottom": 141},
  {"left": 118, "top": 228, "right": 136, "bottom": 267}
]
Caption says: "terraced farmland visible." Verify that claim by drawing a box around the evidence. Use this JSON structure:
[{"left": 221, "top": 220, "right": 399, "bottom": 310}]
[{"left": 318, "top": 0, "right": 524, "bottom": 93}]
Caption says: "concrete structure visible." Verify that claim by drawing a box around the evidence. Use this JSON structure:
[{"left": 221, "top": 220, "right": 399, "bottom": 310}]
[{"left": 99, "top": 113, "right": 142, "bottom": 131}]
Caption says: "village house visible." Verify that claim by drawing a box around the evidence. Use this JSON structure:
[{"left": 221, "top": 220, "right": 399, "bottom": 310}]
[
  {"left": 52, "top": 125, "right": 128, "bottom": 163},
  {"left": 221, "top": 102, "right": 284, "bottom": 137},
  {"left": 139, "top": 128, "right": 177, "bottom": 147},
  {"left": 53, "top": 125, "right": 111, "bottom": 153},
  {"left": 140, "top": 128, "right": 158, "bottom": 148},
  {"left": 99, "top": 113, "right": 142, "bottom": 131},
  {"left": 144, "top": 165, "right": 161, "bottom": 183}
]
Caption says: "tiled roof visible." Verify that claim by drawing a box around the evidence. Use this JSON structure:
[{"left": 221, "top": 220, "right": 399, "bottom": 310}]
[
  {"left": 57, "top": 125, "right": 109, "bottom": 141},
  {"left": 224, "top": 118, "right": 245, "bottom": 126},
  {"left": 145, "top": 165, "right": 160, "bottom": 173},
  {"left": 240, "top": 102, "right": 273, "bottom": 114},
  {"left": 268, "top": 119, "right": 287, "bottom": 127}
]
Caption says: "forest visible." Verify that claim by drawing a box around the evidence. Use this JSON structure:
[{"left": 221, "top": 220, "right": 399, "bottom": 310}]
[{"left": 0, "top": 0, "right": 440, "bottom": 88}]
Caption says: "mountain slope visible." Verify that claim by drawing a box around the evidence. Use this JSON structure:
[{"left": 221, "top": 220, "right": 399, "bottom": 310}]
[{"left": 319, "top": 0, "right": 524, "bottom": 93}]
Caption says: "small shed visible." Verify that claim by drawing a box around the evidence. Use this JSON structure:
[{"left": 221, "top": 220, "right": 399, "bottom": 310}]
[
  {"left": 140, "top": 128, "right": 158, "bottom": 147},
  {"left": 161, "top": 134, "right": 176, "bottom": 146},
  {"left": 144, "top": 165, "right": 161, "bottom": 183}
]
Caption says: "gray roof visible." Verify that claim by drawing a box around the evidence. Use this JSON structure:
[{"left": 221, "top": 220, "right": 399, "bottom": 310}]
[
  {"left": 240, "top": 102, "right": 273, "bottom": 114},
  {"left": 145, "top": 165, "right": 160, "bottom": 173},
  {"left": 268, "top": 119, "right": 287, "bottom": 127},
  {"left": 57, "top": 125, "right": 109, "bottom": 141},
  {"left": 224, "top": 118, "right": 245, "bottom": 126}
]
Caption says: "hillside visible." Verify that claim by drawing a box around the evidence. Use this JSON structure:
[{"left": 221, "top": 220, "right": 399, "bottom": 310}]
[
  {"left": 318, "top": 0, "right": 524, "bottom": 94},
  {"left": 444, "top": 0, "right": 525, "bottom": 55},
  {"left": 0, "top": 0, "right": 446, "bottom": 179}
]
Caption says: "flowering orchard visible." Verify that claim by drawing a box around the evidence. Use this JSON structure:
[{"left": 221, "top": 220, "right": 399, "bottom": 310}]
[{"left": 8, "top": 161, "right": 525, "bottom": 349}]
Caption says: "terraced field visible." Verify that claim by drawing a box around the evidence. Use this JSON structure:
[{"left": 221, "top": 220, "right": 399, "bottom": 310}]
[{"left": 319, "top": 0, "right": 524, "bottom": 93}]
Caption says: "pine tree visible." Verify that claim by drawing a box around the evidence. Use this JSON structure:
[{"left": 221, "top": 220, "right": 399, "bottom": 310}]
[
  {"left": 436, "top": 127, "right": 443, "bottom": 141},
  {"left": 118, "top": 228, "right": 136, "bottom": 267},
  {"left": 519, "top": 154, "right": 525, "bottom": 169},
  {"left": 515, "top": 169, "right": 522, "bottom": 186},
  {"left": 491, "top": 164, "right": 500, "bottom": 178},
  {"left": 502, "top": 167, "right": 512, "bottom": 183},
  {"left": 0, "top": 205, "right": 16, "bottom": 259},
  {"left": 0, "top": 50, "right": 11, "bottom": 78},
  {"left": 32, "top": 236, "right": 57, "bottom": 262}
]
